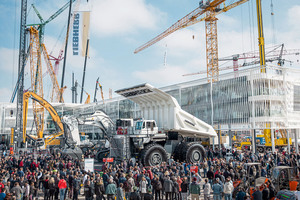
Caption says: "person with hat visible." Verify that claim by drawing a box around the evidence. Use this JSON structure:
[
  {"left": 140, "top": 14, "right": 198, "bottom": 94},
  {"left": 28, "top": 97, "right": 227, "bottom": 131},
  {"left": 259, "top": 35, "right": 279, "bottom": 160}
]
[
  {"left": 129, "top": 186, "right": 141, "bottom": 200},
  {"left": 143, "top": 188, "right": 153, "bottom": 200},
  {"left": 189, "top": 177, "right": 201, "bottom": 200}
]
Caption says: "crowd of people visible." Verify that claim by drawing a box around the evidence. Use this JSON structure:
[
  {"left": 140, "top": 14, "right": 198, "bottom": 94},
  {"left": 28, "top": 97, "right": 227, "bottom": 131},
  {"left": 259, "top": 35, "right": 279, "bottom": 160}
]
[{"left": 0, "top": 146, "right": 298, "bottom": 200}]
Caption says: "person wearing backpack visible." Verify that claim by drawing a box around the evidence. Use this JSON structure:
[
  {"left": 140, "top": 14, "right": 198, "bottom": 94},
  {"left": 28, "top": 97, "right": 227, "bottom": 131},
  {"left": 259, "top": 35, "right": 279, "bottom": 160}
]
[
  {"left": 152, "top": 176, "right": 162, "bottom": 200},
  {"left": 72, "top": 175, "right": 81, "bottom": 200},
  {"left": 95, "top": 177, "right": 105, "bottom": 200},
  {"left": 189, "top": 177, "right": 201, "bottom": 200},
  {"left": 172, "top": 177, "right": 179, "bottom": 200},
  {"left": 124, "top": 176, "right": 133, "bottom": 200}
]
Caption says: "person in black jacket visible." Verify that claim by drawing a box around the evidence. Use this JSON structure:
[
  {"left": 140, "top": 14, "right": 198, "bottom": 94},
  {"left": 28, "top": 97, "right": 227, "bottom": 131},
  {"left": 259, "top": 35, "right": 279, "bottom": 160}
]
[
  {"left": 181, "top": 177, "right": 189, "bottom": 200},
  {"left": 172, "top": 178, "right": 179, "bottom": 200},
  {"left": 48, "top": 177, "right": 56, "bottom": 200},
  {"left": 43, "top": 176, "right": 50, "bottom": 200},
  {"left": 267, "top": 180, "right": 276, "bottom": 199},
  {"left": 152, "top": 176, "right": 162, "bottom": 200},
  {"left": 207, "top": 167, "right": 214, "bottom": 186},
  {"left": 262, "top": 184, "right": 269, "bottom": 200},
  {"left": 252, "top": 187, "right": 262, "bottom": 200},
  {"left": 144, "top": 189, "right": 153, "bottom": 200},
  {"left": 130, "top": 186, "right": 141, "bottom": 200},
  {"left": 73, "top": 175, "right": 81, "bottom": 200},
  {"left": 95, "top": 178, "right": 106, "bottom": 200},
  {"left": 84, "top": 180, "right": 93, "bottom": 200}
]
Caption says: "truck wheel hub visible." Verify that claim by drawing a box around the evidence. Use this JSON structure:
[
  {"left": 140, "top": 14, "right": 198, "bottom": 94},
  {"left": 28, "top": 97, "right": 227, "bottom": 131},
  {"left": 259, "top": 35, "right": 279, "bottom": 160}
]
[
  {"left": 192, "top": 150, "right": 201, "bottom": 162},
  {"left": 151, "top": 153, "right": 162, "bottom": 165}
]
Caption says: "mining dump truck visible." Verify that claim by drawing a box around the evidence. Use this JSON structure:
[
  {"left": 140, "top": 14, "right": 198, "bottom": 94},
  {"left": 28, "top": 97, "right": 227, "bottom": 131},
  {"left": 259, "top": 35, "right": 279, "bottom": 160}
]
[{"left": 105, "top": 83, "right": 217, "bottom": 166}]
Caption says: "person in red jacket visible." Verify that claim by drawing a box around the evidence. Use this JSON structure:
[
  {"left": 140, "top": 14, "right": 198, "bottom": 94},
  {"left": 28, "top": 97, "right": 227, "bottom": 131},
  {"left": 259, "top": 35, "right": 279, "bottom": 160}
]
[
  {"left": 58, "top": 176, "right": 67, "bottom": 200},
  {"left": 0, "top": 178, "right": 4, "bottom": 193}
]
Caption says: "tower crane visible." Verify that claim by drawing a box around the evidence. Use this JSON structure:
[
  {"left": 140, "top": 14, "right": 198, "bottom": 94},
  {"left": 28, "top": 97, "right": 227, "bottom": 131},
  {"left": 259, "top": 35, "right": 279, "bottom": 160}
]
[
  {"left": 15, "top": 0, "right": 28, "bottom": 148},
  {"left": 29, "top": 27, "right": 44, "bottom": 139},
  {"left": 183, "top": 46, "right": 300, "bottom": 76},
  {"left": 49, "top": 50, "right": 64, "bottom": 76},
  {"left": 27, "top": 0, "right": 76, "bottom": 44},
  {"left": 26, "top": 0, "right": 78, "bottom": 102},
  {"left": 134, "top": 0, "right": 248, "bottom": 82}
]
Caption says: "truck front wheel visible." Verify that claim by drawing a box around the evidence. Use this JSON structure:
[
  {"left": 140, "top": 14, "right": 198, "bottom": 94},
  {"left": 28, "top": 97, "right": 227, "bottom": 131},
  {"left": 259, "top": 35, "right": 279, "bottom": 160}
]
[
  {"left": 143, "top": 144, "right": 168, "bottom": 166},
  {"left": 186, "top": 143, "right": 205, "bottom": 163}
]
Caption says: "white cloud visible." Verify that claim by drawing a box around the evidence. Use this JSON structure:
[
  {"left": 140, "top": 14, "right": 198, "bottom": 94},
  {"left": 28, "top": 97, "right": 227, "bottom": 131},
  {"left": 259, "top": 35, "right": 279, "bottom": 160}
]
[
  {"left": 0, "top": 88, "right": 12, "bottom": 103},
  {"left": 0, "top": 48, "right": 18, "bottom": 72},
  {"left": 133, "top": 63, "right": 206, "bottom": 86},
  {"left": 90, "top": 0, "right": 166, "bottom": 36},
  {"left": 287, "top": 5, "right": 300, "bottom": 30}
]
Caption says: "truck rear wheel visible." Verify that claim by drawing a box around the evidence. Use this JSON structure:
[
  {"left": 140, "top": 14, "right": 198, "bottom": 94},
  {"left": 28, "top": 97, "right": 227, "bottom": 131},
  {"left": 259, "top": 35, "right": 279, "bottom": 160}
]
[
  {"left": 186, "top": 143, "right": 205, "bottom": 163},
  {"left": 142, "top": 143, "right": 168, "bottom": 166},
  {"left": 257, "top": 146, "right": 264, "bottom": 153}
]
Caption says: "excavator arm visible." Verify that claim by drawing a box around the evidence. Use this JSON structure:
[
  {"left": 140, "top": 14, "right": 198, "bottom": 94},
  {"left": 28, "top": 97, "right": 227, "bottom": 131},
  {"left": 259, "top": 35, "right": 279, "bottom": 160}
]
[{"left": 23, "top": 91, "right": 64, "bottom": 147}]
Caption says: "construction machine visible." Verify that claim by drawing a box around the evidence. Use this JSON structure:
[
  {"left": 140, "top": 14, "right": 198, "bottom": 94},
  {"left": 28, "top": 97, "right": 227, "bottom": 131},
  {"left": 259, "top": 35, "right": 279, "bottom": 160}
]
[
  {"left": 234, "top": 135, "right": 266, "bottom": 151},
  {"left": 257, "top": 127, "right": 292, "bottom": 153},
  {"left": 271, "top": 166, "right": 300, "bottom": 191},
  {"left": 232, "top": 163, "right": 269, "bottom": 198},
  {"left": 22, "top": 91, "right": 83, "bottom": 159},
  {"left": 98, "top": 83, "right": 217, "bottom": 166}
]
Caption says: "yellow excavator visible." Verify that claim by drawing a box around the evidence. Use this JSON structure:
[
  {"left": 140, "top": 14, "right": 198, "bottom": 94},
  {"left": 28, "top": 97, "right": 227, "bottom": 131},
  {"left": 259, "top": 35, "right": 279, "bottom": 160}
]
[
  {"left": 23, "top": 91, "right": 64, "bottom": 148},
  {"left": 22, "top": 91, "right": 85, "bottom": 159}
]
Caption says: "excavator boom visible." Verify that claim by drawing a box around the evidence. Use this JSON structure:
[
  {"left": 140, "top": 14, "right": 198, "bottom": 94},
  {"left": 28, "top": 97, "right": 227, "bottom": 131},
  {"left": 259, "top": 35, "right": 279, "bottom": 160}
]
[{"left": 23, "top": 91, "right": 64, "bottom": 147}]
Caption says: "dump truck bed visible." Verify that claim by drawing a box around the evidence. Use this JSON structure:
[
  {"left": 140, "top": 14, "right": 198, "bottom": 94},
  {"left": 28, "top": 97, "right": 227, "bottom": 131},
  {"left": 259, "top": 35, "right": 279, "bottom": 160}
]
[{"left": 115, "top": 83, "right": 217, "bottom": 138}]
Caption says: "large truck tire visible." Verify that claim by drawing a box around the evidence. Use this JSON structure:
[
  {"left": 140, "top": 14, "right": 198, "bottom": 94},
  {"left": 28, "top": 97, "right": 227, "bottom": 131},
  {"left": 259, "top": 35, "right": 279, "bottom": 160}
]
[
  {"left": 186, "top": 142, "right": 206, "bottom": 163},
  {"left": 142, "top": 143, "right": 168, "bottom": 166},
  {"left": 173, "top": 142, "right": 188, "bottom": 161}
]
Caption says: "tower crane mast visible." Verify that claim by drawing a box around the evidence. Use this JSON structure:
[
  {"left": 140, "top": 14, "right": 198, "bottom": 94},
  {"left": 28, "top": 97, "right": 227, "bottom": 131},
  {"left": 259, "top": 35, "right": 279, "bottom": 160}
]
[{"left": 15, "top": 0, "right": 28, "bottom": 148}]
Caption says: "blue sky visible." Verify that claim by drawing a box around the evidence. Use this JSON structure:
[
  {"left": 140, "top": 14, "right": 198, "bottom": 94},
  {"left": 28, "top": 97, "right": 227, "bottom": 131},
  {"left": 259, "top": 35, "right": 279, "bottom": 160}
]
[{"left": 0, "top": 0, "right": 300, "bottom": 103}]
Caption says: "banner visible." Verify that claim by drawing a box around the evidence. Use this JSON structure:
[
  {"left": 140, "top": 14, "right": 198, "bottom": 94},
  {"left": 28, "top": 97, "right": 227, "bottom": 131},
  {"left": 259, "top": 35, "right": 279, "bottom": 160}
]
[
  {"left": 103, "top": 158, "right": 114, "bottom": 163},
  {"left": 190, "top": 166, "right": 198, "bottom": 173},
  {"left": 84, "top": 158, "right": 94, "bottom": 172},
  {"left": 72, "top": 11, "right": 90, "bottom": 56},
  {"left": 81, "top": 11, "right": 90, "bottom": 56}
]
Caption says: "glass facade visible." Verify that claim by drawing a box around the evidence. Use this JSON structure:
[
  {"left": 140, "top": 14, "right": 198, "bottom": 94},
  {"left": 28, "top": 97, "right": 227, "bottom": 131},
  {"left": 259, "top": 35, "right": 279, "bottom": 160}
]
[
  {"left": 1, "top": 66, "right": 300, "bottom": 140},
  {"left": 294, "top": 85, "right": 300, "bottom": 111}
]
